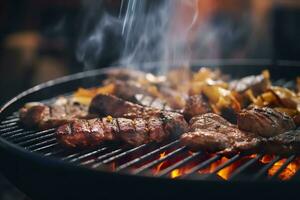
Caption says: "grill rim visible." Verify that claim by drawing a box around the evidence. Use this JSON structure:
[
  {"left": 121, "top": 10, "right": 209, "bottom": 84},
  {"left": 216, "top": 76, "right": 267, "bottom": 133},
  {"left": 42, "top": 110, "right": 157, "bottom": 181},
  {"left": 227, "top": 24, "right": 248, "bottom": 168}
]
[{"left": 1, "top": 64, "right": 300, "bottom": 188}]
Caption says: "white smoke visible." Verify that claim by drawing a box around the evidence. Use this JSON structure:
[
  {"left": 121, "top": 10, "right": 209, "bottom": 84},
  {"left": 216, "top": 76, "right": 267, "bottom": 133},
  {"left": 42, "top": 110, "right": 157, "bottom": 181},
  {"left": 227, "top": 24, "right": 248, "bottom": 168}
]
[{"left": 76, "top": 0, "right": 272, "bottom": 73}]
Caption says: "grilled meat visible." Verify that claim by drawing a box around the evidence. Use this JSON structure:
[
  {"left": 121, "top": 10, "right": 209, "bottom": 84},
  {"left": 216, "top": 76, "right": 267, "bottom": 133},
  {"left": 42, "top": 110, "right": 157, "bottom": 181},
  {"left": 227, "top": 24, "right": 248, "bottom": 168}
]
[
  {"left": 183, "top": 94, "right": 211, "bottom": 120},
  {"left": 19, "top": 97, "right": 89, "bottom": 129},
  {"left": 237, "top": 107, "right": 296, "bottom": 137},
  {"left": 56, "top": 112, "right": 188, "bottom": 148},
  {"left": 181, "top": 113, "right": 261, "bottom": 154},
  {"left": 262, "top": 130, "right": 300, "bottom": 155},
  {"left": 89, "top": 94, "right": 157, "bottom": 118},
  {"left": 59, "top": 94, "right": 188, "bottom": 147},
  {"left": 113, "top": 80, "right": 150, "bottom": 102},
  {"left": 56, "top": 118, "right": 116, "bottom": 147}
]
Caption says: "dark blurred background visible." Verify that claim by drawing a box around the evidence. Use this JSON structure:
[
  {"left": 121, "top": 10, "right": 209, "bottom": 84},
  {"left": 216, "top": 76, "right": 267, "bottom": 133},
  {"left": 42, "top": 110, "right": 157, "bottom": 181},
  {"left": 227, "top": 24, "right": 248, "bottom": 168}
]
[{"left": 0, "top": 1, "right": 299, "bottom": 199}]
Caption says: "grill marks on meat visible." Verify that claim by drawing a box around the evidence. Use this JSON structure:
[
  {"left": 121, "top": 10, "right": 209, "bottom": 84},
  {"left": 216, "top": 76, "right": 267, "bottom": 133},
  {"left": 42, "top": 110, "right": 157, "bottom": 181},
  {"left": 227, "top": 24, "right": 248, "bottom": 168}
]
[
  {"left": 237, "top": 107, "right": 296, "bottom": 137},
  {"left": 263, "top": 130, "right": 300, "bottom": 155},
  {"left": 57, "top": 118, "right": 116, "bottom": 147},
  {"left": 181, "top": 110, "right": 299, "bottom": 155},
  {"left": 19, "top": 97, "right": 89, "bottom": 129},
  {"left": 180, "top": 113, "right": 261, "bottom": 154},
  {"left": 57, "top": 94, "right": 188, "bottom": 147},
  {"left": 56, "top": 112, "right": 188, "bottom": 148}
]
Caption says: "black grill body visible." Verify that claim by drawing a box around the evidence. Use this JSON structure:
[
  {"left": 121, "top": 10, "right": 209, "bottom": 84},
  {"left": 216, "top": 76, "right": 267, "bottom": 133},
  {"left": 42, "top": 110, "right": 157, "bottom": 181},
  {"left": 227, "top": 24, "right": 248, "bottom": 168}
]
[{"left": 1, "top": 64, "right": 300, "bottom": 200}]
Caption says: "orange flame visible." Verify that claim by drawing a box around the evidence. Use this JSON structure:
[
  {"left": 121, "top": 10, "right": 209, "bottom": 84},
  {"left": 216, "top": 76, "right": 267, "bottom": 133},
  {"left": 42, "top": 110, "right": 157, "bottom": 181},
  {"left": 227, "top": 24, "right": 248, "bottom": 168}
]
[
  {"left": 267, "top": 158, "right": 300, "bottom": 180},
  {"left": 154, "top": 152, "right": 167, "bottom": 174},
  {"left": 199, "top": 157, "right": 234, "bottom": 180},
  {"left": 152, "top": 153, "right": 300, "bottom": 180}
]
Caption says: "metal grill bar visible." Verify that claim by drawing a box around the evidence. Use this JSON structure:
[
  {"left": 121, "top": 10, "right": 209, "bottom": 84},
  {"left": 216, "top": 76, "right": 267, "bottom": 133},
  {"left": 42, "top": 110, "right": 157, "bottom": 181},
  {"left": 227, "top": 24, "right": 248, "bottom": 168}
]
[
  {"left": 269, "top": 155, "right": 296, "bottom": 180},
  {"left": 32, "top": 142, "right": 58, "bottom": 152},
  {"left": 115, "top": 140, "right": 179, "bottom": 171},
  {"left": 4, "top": 128, "right": 54, "bottom": 140},
  {"left": 68, "top": 147, "right": 110, "bottom": 163},
  {"left": 156, "top": 151, "right": 202, "bottom": 177},
  {"left": 229, "top": 154, "right": 263, "bottom": 180},
  {"left": 1, "top": 129, "right": 28, "bottom": 138},
  {"left": 133, "top": 146, "right": 187, "bottom": 175},
  {"left": 91, "top": 144, "right": 149, "bottom": 167},
  {"left": 203, "top": 154, "right": 242, "bottom": 180},
  {"left": 0, "top": 122, "right": 18, "bottom": 128},
  {"left": 44, "top": 149, "right": 65, "bottom": 157},
  {"left": 2, "top": 114, "right": 18, "bottom": 120},
  {"left": 61, "top": 147, "right": 107, "bottom": 161},
  {"left": 252, "top": 156, "right": 281, "bottom": 180},
  {"left": 181, "top": 155, "right": 222, "bottom": 178},
  {"left": 0, "top": 126, "right": 19, "bottom": 133},
  {"left": 82, "top": 148, "right": 124, "bottom": 166},
  {"left": 16, "top": 133, "right": 55, "bottom": 146},
  {"left": 0, "top": 118, "right": 19, "bottom": 125},
  {"left": 24, "top": 138, "right": 57, "bottom": 150}
]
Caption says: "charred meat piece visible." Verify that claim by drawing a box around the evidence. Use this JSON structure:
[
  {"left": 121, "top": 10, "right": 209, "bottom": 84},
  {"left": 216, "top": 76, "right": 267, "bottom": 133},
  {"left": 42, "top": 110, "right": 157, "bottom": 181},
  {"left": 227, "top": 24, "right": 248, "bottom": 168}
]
[
  {"left": 113, "top": 80, "right": 150, "bottom": 102},
  {"left": 56, "top": 118, "right": 116, "bottom": 148},
  {"left": 237, "top": 107, "right": 296, "bottom": 137},
  {"left": 56, "top": 113, "right": 188, "bottom": 148},
  {"left": 229, "top": 71, "right": 270, "bottom": 95},
  {"left": 89, "top": 94, "right": 158, "bottom": 118},
  {"left": 183, "top": 94, "right": 211, "bottom": 120},
  {"left": 181, "top": 113, "right": 261, "bottom": 154},
  {"left": 261, "top": 130, "right": 300, "bottom": 155},
  {"left": 19, "top": 97, "right": 89, "bottom": 130}
]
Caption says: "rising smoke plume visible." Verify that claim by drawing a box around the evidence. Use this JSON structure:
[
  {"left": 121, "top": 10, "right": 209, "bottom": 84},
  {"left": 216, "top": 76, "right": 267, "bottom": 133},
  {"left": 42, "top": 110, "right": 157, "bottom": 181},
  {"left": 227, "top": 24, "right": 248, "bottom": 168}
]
[{"left": 76, "top": 0, "right": 272, "bottom": 73}]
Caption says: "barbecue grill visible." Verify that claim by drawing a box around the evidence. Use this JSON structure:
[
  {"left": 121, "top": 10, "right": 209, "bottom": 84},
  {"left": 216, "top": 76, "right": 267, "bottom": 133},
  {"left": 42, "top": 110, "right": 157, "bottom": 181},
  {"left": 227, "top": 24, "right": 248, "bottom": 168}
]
[{"left": 1, "top": 62, "right": 300, "bottom": 200}]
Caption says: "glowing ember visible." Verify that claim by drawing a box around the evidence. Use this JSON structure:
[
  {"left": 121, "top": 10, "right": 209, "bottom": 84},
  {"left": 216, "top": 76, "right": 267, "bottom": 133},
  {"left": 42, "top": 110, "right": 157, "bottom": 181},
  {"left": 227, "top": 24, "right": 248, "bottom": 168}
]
[
  {"left": 154, "top": 152, "right": 167, "bottom": 174},
  {"left": 267, "top": 158, "right": 300, "bottom": 180},
  {"left": 149, "top": 152, "right": 300, "bottom": 180},
  {"left": 198, "top": 157, "right": 235, "bottom": 180},
  {"left": 170, "top": 169, "right": 181, "bottom": 178},
  {"left": 217, "top": 159, "right": 235, "bottom": 180}
]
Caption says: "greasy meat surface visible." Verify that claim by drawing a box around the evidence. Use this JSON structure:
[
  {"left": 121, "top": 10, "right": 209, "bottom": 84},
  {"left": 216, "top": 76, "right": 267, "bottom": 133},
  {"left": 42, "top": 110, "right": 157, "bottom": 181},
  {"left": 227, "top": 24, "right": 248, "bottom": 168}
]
[
  {"left": 58, "top": 94, "right": 188, "bottom": 147},
  {"left": 89, "top": 94, "right": 156, "bottom": 118},
  {"left": 180, "top": 113, "right": 261, "bottom": 154},
  {"left": 56, "top": 112, "right": 188, "bottom": 148},
  {"left": 183, "top": 94, "right": 211, "bottom": 120},
  {"left": 262, "top": 130, "right": 300, "bottom": 155},
  {"left": 19, "top": 97, "right": 89, "bottom": 129},
  {"left": 56, "top": 118, "right": 116, "bottom": 147},
  {"left": 237, "top": 107, "right": 296, "bottom": 137}
]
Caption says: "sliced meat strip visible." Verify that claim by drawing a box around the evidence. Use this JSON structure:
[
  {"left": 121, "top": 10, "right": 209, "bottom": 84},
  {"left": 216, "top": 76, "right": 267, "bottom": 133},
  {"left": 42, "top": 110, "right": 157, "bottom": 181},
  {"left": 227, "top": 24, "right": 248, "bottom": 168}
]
[
  {"left": 19, "top": 97, "right": 89, "bottom": 130},
  {"left": 89, "top": 94, "right": 152, "bottom": 118},
  {"left": 237, "top": 107, "right": 296, "bottom": 137},
  {"left": 56, "top": 118, "right": 115, "bottom": 148},
  {"left": 180, "top": 113, "right": 261, "bottom": 155}
]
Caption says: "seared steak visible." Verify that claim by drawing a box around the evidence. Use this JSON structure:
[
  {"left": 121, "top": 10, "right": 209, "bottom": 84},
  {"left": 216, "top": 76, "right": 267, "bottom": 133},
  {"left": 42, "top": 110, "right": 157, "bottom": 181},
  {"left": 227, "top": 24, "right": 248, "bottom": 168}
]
[
  {"left": 89, "top": 94, "right": 154, "bottom": 118},
  {"left": 237, "top": 107, "right": 296, "bottom": 137},
  {"left": 262, "top": 130, "right": 300, "bottom": 155},
  {"left": 183, "top": 94, "right": 211, "bottom": 120},
  {"left": 19, "top": 97, "right": 89, "bottom": 130},
  {"left": 181, "top": 113, "right": 261, "bottom": 154},
  {"left": 56, "top": 112, "right": 188, "bottom": 148}
]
